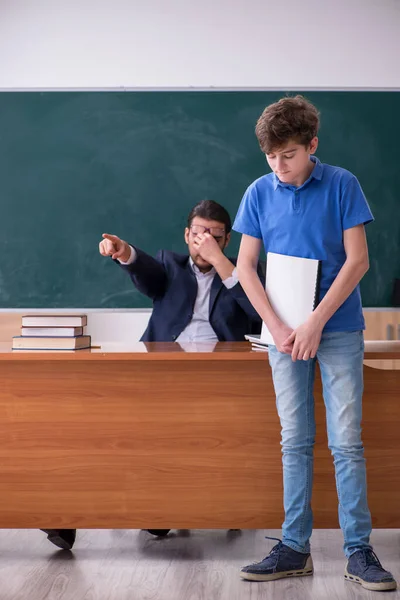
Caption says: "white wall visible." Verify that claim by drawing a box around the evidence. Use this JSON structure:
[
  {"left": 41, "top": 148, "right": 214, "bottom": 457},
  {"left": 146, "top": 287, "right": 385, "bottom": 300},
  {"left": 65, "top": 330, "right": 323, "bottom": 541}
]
[{"left": 1, "top": 0, "right": 399, "bottom": 89}]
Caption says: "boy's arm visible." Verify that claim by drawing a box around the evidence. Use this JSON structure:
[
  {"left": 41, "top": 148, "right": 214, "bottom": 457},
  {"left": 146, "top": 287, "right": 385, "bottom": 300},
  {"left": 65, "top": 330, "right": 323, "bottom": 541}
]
[
  {"left": 194, "top": 233, "right": 265, "bottom": 323},
  {"left": 215, "top": 257, "right": 265, "bottom": 323},
  {"left": 285, "top": 224, "right": 369, "bottom": 361},
  {"left": 236, "top": 234, "right": 293, "bottom": 354}
]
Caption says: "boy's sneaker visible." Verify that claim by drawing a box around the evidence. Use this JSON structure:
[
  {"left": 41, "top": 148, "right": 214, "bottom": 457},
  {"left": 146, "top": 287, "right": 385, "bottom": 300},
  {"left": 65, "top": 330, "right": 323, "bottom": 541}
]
[
  {"left": 345, "top": 548, "right": 397, "bottom": 591},
  {"left": 240, "top": 539, "right": 313, "bottom": 582}
]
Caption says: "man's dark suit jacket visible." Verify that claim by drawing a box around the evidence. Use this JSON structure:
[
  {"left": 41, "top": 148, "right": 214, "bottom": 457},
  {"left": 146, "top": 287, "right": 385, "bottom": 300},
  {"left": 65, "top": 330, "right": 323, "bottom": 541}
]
[{"left": 117, "top": 247, "right": 264, "bottom": 342}]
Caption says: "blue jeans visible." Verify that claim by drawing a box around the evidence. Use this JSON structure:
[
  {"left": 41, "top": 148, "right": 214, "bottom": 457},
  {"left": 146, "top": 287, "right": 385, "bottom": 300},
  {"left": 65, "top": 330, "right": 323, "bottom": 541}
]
[{"left": 268, "top": 330, "right": 372, "bottom": 558}]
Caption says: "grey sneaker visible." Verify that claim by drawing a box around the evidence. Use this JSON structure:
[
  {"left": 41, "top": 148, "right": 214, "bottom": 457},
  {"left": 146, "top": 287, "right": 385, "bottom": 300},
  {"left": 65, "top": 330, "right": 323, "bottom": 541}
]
[
  {"left": 240, "top": 539, "right": 313, "bottom": 582},
  {"left": 345, "top": 548, "right": 397, "bottom": 591}
]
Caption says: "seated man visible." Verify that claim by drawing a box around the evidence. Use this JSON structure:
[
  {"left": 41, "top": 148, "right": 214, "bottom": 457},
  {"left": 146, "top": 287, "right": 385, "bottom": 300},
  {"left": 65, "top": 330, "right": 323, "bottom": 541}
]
[
  {"left": 44, "top": 200, "right": 263, "bottom": 547},
  {"left": 103, "top": 199, "right": 263, "bottom": 344}
]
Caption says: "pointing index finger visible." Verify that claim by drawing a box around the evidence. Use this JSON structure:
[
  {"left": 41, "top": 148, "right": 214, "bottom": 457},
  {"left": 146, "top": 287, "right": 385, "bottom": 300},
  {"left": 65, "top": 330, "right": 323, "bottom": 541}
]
[{"left": 102, "top": 233, "right": 119, "bottom": 242}]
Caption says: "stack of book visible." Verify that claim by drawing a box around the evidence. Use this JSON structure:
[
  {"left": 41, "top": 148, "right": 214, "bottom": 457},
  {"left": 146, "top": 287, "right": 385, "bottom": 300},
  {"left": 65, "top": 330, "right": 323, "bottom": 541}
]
[{"left": 12, "top": 314, "right": 91, "bottom": 350}]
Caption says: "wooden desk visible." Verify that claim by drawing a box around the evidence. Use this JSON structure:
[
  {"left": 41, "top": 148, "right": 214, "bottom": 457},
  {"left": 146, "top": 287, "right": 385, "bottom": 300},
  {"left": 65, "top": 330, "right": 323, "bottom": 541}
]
[{"left": 0, "top": 341, "right": 399, "bottom": 529}]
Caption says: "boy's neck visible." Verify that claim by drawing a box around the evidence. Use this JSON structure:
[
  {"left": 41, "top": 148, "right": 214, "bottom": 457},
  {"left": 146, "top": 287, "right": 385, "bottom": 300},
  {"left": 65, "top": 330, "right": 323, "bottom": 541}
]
[{"left": 292, "top": 158, "right": 316, "bottom": 188}]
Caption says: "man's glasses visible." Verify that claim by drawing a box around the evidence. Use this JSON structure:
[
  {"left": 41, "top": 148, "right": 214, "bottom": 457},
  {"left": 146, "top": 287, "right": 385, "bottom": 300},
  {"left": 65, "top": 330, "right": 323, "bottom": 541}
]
[{"left": 190, "top": 225, "right": 226, "bottom": 238}]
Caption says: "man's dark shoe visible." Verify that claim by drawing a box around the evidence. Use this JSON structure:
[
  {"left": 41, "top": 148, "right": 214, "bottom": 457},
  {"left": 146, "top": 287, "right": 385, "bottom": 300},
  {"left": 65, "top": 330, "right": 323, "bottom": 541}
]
[
  {"left": 146, "top": 529, "right": 171, "bottom": 537},
  {"left": 41, "top": 529, "right": 76, "bottom": 550},
  {"left": 240, "top": 539, "right": 313, "bottom": 582},
  {"left": 345, "top": 548, "right": 397, "bottom": 591}
]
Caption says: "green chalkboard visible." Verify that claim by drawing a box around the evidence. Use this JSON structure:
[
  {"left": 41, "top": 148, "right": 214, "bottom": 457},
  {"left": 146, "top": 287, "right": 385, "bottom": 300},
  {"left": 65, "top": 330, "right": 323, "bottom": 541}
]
[{"left": 0, "top": 91, "right": 399, "bottom": 308}]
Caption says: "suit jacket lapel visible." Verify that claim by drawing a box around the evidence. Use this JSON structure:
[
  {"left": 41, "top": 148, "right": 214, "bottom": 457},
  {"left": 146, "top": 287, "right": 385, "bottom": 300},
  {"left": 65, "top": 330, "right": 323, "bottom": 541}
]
[
  {"left": 185, "top": 259, "right": 198, "bottom": 308},
  {"left": 209, "top": 273, "right": 223, "bottom": 317}
]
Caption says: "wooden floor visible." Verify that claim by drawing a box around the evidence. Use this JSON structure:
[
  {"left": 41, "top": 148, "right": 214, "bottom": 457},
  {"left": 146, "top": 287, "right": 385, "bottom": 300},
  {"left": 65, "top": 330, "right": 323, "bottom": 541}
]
[{"left": 0, "top": 529, "right": 399, "bottom": 599}]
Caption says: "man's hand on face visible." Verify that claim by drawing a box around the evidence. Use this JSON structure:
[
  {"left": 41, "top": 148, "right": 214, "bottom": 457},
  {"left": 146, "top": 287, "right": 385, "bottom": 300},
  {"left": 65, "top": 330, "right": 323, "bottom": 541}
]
[{"left": 193, "top": 232, "right": 223, "bottom": 266}]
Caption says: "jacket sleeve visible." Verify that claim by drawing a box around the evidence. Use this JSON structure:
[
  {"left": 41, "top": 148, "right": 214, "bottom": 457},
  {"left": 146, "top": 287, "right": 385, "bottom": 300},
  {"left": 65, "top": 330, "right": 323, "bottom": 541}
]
[
  {"left": 226, "top": 261, "right": 265, "bottom": 324},
  {"left": 115, "top": 247, "right": 168, "bottom": 300}
]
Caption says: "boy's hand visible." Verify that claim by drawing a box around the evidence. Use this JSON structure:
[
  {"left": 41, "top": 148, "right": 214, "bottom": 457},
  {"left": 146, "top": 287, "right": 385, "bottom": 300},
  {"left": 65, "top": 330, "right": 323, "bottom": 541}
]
[
  {"left": 99, "top": 233, "right": 131, "bottom": 262},
  {"left": 283, "top": 315, "right": 324, "bottom": 361},
  {"left": 270, "top": 322, "right": 294, "bottom": 355},
  {"left": 193, "top": 233, "right": 223, "bottom": 265}
]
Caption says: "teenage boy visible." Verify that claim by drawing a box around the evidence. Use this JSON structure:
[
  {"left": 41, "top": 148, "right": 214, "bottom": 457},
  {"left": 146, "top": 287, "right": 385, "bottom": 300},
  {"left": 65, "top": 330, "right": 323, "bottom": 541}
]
[{"left": 233, "top": 95, "right": 396, "bottom": 592}]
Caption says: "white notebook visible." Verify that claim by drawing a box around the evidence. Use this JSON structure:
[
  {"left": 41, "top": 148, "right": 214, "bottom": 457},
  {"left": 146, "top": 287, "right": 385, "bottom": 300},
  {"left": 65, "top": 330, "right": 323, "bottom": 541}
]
[{"left": 261, "top": 252, "right": 321, "bottom": 345}]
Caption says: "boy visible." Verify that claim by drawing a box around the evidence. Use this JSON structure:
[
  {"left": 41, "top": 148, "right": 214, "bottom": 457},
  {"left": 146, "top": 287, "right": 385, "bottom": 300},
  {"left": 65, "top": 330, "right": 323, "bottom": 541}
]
[{"left": 233, "top": 95, "right": 396, "bottom": 591}]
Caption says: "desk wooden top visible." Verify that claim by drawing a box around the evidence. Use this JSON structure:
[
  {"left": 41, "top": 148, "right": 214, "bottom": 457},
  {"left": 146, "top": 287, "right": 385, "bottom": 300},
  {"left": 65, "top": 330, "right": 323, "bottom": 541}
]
[{"left": 0, "top": 340, "right": 400, "bottom": 361}]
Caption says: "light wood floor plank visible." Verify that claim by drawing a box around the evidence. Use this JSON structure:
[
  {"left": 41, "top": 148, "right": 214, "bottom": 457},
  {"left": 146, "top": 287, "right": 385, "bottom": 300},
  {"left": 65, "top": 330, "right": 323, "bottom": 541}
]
[{"left": 0, "top": 529, "right": 399, "bottom": 600}]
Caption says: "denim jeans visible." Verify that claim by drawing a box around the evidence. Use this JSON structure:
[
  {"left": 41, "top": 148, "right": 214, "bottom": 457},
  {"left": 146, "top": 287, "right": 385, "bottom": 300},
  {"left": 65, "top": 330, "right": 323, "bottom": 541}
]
[{"left": 268, "top": 330, "right": 372, "bottom": 558}]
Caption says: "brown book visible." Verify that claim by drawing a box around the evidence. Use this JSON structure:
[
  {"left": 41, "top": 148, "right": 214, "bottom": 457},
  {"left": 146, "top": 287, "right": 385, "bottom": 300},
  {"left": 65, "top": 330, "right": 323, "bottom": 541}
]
[
  {"left": 21, "top": 326, "right": 84, "bottom": 337},
  {"left": 12, "top": 335, "right": 91, "bottom": 350},
  {"left": 21, "top": 315, "right": 87, "bottom": 327}
]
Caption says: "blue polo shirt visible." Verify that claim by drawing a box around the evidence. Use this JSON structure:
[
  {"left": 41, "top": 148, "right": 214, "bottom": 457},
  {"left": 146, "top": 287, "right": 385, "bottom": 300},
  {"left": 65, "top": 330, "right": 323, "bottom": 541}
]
[{"left": 233, "top": 156, "right": 374, "bottom": 332}]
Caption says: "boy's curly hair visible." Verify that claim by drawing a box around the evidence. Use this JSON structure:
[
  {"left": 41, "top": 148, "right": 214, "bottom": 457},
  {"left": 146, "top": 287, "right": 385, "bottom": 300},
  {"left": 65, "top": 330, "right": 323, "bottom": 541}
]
[{"left": 255, "top": 95, "right": 320, "bottom": 154}]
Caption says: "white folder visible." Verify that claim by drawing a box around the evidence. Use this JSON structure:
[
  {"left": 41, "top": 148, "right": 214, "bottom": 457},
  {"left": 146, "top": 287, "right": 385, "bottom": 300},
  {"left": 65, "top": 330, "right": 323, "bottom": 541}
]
[{"left": 261, "top": 252, "right": 321, "bottom": 345}]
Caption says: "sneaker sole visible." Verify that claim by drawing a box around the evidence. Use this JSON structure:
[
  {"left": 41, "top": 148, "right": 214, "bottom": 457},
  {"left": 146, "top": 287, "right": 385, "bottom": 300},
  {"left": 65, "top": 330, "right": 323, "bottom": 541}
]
[
  {"left": 240, "top": 556, "right": 314, "bottom": 582},
  {"left": 344, "top": 568, "right": 397, "bottom": 591}
]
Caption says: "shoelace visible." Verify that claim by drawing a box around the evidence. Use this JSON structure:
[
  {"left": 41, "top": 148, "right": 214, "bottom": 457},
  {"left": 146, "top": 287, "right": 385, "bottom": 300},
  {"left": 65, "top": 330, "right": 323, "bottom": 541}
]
[
  {"left": 261, "top": 536, "right": 283, "bottom": 562},
  {"left": 246, "top": 537, "right": 283, "bottom": 567},
  {"left": 265, "top": 536, "right": 283, "bottom": 544},
  {"left": 357, "top": 549, "right": 385, "bottom": 571}
]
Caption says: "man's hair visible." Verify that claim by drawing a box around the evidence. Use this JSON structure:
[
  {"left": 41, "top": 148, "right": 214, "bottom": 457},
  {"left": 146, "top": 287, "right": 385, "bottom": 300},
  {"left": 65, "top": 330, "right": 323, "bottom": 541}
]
[
  {"left": 255, "top": 95, "right": 320, "bottom": 154},
  {"left": 187, "top": 200, "right": 232, "bottom": 233}
]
